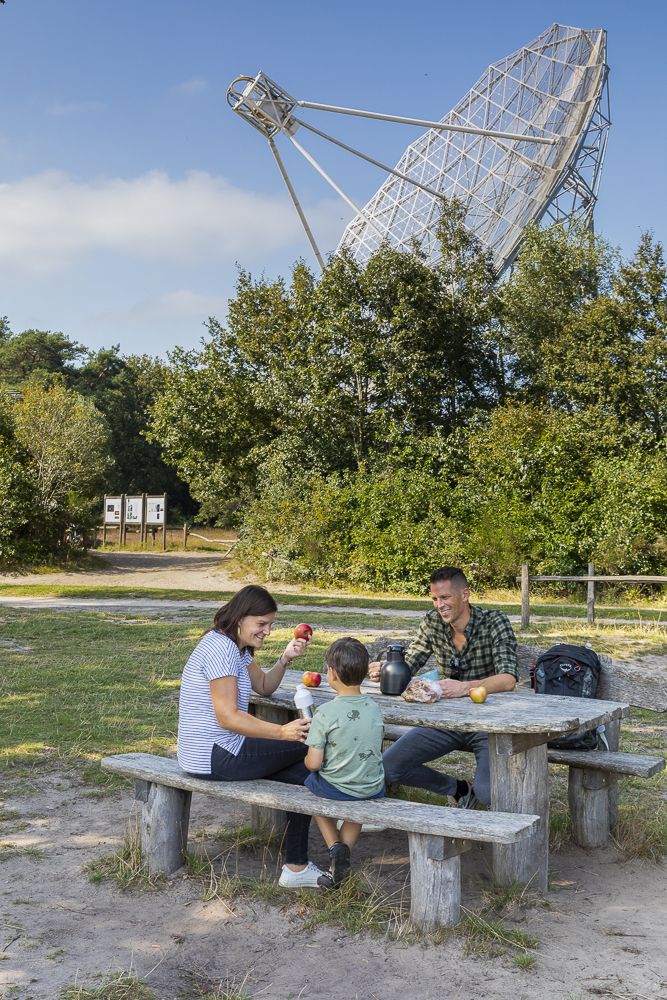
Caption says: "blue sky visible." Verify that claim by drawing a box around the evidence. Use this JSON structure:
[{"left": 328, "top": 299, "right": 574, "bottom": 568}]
[{"left": 0, "top": 0, "right": 665, "bottom": 358}]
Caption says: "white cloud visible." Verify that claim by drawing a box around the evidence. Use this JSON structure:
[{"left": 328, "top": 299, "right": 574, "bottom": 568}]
[
  {"left": 51, "top": 101, "right": 107, "bottom": 116},
  {"left": 0, "top": 169, "right": 346, "bottom": 274},
  {"left": 172, "top": 78, "right": 208, "bottom": 97},
  {"left": 93, "top": 290, "right": 230, "bottom": 326}
]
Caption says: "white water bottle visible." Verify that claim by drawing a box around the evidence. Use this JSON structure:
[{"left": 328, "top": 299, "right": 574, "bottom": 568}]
[{"left": 294, "top": 684, "right": 314, "bottom": 720}]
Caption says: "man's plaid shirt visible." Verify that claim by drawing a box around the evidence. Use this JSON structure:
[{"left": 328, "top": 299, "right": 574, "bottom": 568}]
[{"left": 405, "top": 604, "right": 519, "bottom": 681}]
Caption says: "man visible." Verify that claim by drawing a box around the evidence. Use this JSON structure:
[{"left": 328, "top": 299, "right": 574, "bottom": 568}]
[{"left": 370, "top": 566, "right": 518, "bottom": 809}]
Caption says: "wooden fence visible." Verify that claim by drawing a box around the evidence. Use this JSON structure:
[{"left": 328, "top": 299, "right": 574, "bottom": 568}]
[{"left": 517, "top": 562, "right": 667, "bottom": 627}]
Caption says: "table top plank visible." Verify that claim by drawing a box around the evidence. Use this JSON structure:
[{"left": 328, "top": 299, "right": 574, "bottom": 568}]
[{"left": 251, "top": 671, "right": 629, "bottom": 735}]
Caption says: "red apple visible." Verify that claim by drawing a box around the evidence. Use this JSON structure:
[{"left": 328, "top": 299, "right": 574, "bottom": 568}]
[
  {"left": 294, "top": 623, "right": 313, "bottom": 641},
  {"left": 302, "top": 671, "right": 321, "bottom": 688},
  {"left": 469, "top": 686, "right": 487, "bottom": 703}
]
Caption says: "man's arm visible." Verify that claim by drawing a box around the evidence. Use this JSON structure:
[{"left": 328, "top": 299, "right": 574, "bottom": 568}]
[
  {"left": 439, "top": 672, "right": 516, "bottom": 698},
  {"left": 439, "top": 612, "right": 519, "bottom": 699},
  {"left": 368, "top": 620, "right": 434, "bottom": 682}
]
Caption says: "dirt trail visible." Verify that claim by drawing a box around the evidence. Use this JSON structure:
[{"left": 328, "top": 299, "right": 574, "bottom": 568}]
[{"left": 1, "top": 766, "right": 666, "bottom": 999}]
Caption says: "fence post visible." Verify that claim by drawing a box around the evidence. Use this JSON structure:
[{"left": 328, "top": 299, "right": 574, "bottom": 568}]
[
  {"left": 587, "top": 562, "right": 595, "bottom": 625},
  {"left": 183, "top": 523, "right": 188, "bottom": 549},
  {"left": 521, "top": 564, "right": 530, "bottom": 628}
]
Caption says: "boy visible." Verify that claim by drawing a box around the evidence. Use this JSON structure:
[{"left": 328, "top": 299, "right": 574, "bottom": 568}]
[{"left": 304, "top": 636, "right": 385, "bottom": 887}]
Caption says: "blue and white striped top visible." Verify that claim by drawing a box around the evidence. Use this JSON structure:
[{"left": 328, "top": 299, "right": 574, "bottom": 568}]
[{"left": 177, "top": 631, "right": 253, "bottom": 774}]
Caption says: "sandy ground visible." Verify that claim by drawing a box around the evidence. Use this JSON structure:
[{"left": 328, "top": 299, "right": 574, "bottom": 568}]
[
  {"left": 0, "top": 552, "right": 331, "bottom": 596},
  {"left": 1, "top": 765, "right": 666, "bottom": 1000}
]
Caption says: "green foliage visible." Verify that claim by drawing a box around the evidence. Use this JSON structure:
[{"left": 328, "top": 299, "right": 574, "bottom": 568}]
[{"left": 149, "top": 202, "right": 504, "bottom": 522}]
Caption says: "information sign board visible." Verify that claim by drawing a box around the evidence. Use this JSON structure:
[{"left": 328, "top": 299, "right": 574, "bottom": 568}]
[
  {"left": 104, "top": 498, "right": 122, "bottom": 523},
  {"left": 125, "top": 496, "right": 143, "bottom": 522},
  {"left": 146, "top": 498, "right": 165, "bottom": 524}
]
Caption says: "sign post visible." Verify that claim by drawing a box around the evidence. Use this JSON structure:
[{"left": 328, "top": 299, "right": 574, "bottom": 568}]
[
  {"left": 103, "top": 496, "right": 124, "bottom": 547},
  {"left": 124, "top": 495, "right": 145, "bottom": 546},
  {"left": 146, "top": 494, "right": 168, "bottom": 550}
]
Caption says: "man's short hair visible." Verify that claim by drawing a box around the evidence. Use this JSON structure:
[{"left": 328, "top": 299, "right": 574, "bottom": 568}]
[
  {"left": 324, "top": 637, "right": 369, "bottom": 686},
  {"left": 430, "top": 566, "right": 468, "bottom": 590}
]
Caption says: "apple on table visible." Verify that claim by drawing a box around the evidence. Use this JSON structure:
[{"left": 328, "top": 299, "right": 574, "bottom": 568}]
[
  {"left": 302, "top": 671, "right": 321, "bottom": 687},
  {"left": 469, "top": 686, "right": 487, "bottom": 703}
]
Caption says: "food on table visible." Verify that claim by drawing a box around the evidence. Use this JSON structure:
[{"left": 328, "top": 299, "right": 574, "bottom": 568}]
[
  {"left": 402, "top": 677, "right": 441, "bottom": 703},
  {"left": 302, "top": 671, "right": 321, "bottom": 687},
  {"left": 469, "top": 686, "right": 488, "bottom": 703},
  {"left": 294, "top": 623, "right": 313, "bottom": 640}
]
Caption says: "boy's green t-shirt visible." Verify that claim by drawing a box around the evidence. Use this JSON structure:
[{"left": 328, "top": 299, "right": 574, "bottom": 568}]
[{"left": 305, "top": 694, "right": 385, "bottom": 798}]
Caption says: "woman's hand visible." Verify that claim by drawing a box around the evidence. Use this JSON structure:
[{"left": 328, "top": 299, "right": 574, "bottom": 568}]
[
  {"left": 282, "top": 633, "right": 313, "bottom": 665},
  {"left": 280, "top": 718, "right": 311, "bottom": 743}
]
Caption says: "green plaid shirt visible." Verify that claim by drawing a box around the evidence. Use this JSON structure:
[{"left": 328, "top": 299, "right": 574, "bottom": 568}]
[{"left": 406, "top": 605, "right": 519, "bottom": 682}]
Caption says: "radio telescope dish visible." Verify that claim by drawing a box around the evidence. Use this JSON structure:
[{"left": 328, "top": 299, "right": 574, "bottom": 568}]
[
  {"left": 227, "top": 23, "right": 608, "bottom": 276},
  {"left": 339, "top": 23, "right": 610, "bottom": 275}
]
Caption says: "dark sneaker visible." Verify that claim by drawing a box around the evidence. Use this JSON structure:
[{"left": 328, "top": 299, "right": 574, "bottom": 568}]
[
  {"left": 456, "top": 781, "right": 479, "bottom": 810},
  {"left": 329, "top": 842, "right": 351, "bottom": 885},
  {"left": 317, "top": 871, "right": 335, "bottom": 889}
]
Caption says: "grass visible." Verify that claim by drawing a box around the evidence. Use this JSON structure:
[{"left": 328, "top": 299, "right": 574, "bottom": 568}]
[
  {"left": 59, "top": 973, "right": 155, "bottom": 1000},
  {"left": 0, "top": 612, "right": 381, "bottom": 774},
  {"left": 85, "top": 828, "right": 166, "bottom": 891},
  {"left": 458, "top": 908, "right": 539, "bottom": 959},
  {"left": 178, "top": 969, "right": 254, "bottom": 1000},
  {"left": 0, "top": 842, "right": 46, "bottom": 862}
]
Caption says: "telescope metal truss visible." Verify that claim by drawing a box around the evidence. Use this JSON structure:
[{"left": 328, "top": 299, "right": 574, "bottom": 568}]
[
  {"left": 339, "top": 24, "right": 610, "bottom": 275},
  {"left": 227, "top": 23, "right": 609, "bottom": 276}
]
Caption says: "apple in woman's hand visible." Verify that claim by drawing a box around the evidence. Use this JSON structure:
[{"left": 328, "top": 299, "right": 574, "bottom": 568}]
[
  {"left": 294, "top": 623, "right": 313, "bottom": 640},
  {"left": 469, "top": 686, "right": 487, "bottom": 703},
  {"left": 302, "top": 672, "right": 321, "bottom": 687}
]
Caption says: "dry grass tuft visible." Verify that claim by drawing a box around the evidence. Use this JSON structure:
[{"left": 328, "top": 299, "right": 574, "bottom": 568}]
[
  {"left": 59, "top": 972, "right": 155, "bottom": 1000},
  {"left": 458, "top": 907, "right": 539, "bottom": 959},
  {"left": 178, "top": 968, "right": 254, "bottom": 1000},
  {"left": 610, "top": 800, "right": 667, "bottom": 862},
  {"left": 85, "top": 825, "right": 166, "bottom": 892}
]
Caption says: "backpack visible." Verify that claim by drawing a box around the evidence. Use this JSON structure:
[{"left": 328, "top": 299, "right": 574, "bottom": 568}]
[{"left": 529, "top": 643, "right": 605, "bottom": 751}]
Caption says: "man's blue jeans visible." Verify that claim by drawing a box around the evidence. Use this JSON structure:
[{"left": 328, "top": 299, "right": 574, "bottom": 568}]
[{"left": 382, "top": 727, "right": 491, "bottom": 804}]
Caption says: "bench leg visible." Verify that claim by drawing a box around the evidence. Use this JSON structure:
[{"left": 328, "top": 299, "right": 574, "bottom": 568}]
[
  {"left": 489, "top": 736, "right": 549, "bottom": 891},
  {"left": 408, "top": 834, "right": 471, "bottom": 929},
  {"left": 568, "top": 767, "right": 610, "bottom": 849},
  {"left": 604, "top": 719, "right": 621, "bottom": 830},
  {"left": 140, "top": 782, "right": 192, "bottom": 874},
  {"left": 248, "top": 703, "right": 293, "bottom": 839}
]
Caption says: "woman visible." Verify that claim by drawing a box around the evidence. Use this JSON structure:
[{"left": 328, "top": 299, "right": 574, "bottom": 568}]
[{"left": 177, "top": 584, "right": 326, "bottom": 887}]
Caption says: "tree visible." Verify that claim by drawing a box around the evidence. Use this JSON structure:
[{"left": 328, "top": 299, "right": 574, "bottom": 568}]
[
  {"left": 13, "top": 384, "right": 110, "bottom": 515},
  {"left": 501, "top": 218, "right": 618, "bottom": 395},
  {"left": 0, "top": 328, "right": 87, "bottom": 387},
  {"left": 150, "top": 201, "right": 504, "bottom": 520}
]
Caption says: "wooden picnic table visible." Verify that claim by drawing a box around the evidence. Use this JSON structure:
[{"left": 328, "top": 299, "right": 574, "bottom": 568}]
[{"left": 249, "top": 671, "right": 629, "bottom": 890}]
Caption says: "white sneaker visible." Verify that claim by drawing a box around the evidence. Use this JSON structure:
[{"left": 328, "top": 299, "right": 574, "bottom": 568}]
[{"left": 278, "top": 861, "right": 328, "bottom": 888}]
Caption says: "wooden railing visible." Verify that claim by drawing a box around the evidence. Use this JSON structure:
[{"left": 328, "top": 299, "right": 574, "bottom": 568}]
[{"left": 516, "top": 563, "right": 667, "bottom": 627}]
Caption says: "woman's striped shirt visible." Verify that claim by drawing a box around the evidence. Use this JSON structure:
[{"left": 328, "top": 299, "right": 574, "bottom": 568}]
[{"left": 177, "top": 631, "right": 253, "bottom": 774}]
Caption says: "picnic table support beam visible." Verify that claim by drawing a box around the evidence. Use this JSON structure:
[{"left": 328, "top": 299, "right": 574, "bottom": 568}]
[
  {"left": 521, "top": 564, "right": 530, "bottom": 628},
  {"left": 489, "top": 735, "right": 549, "bottom": 891},
  {"left": 248, "top": 703, "right": 294, "bottom": 838},
  {"left": 408, "top": 834, "right": 471, "bottom": 929},
  {"left": 138, "top": 781, "right": 192, "bottom": 874},
  {"left": 605, "top": 718, "right": 620, "bottom": 829},
  {"left": 588, "top": 561, "right": 595, "bottom": 625}
]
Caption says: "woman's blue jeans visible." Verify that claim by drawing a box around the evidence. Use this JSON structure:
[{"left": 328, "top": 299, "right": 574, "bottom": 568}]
[{"left": 191, "top": 738, "right": 311, "bottom": 865}]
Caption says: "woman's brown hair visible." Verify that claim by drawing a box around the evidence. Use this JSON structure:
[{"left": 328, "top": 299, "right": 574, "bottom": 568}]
[{"left": 208, "top": 585, "right": 278, "bottom": 651}]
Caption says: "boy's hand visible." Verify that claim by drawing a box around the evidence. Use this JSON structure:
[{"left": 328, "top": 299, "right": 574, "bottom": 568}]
[
  {"left": 280, "top": 718, "right": 311, "bottom": 742},
  {"left": 368, "top": 660, "right": 385, "bottom": 682},
  {"left": 283, "top": 633, "right": 313, "bottom": 664}
]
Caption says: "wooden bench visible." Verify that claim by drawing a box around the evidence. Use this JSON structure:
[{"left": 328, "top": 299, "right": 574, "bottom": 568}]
[{"left": 101, "top": 751, "right": 539, "bottom": 930}]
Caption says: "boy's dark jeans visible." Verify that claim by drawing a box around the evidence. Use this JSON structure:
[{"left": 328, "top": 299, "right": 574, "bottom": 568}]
[
  {"left": 191, "top": 738, "right": 311, "bottom": 865},
  {"left": 382, "top": 728, "right": 490, "bottom": 804}
]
